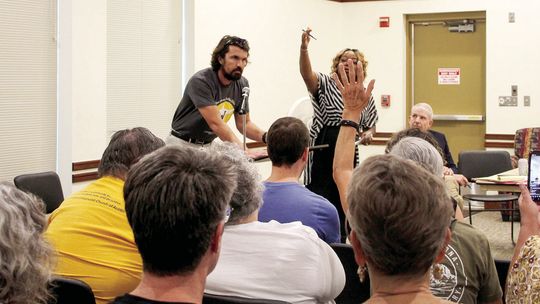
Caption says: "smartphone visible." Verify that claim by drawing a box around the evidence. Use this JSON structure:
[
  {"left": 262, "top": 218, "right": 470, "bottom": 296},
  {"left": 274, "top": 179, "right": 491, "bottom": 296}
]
[{"left": 528, "top": 151, "right": 540, "bottom": 202}]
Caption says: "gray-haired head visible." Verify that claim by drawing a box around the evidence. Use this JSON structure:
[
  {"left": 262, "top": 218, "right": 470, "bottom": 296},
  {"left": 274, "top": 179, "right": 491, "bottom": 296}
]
[
  {"left": 390, "top": 137, "right": 444, "bottom": 177},
  {"left": 209, "top": 142, "right": 264, "bottom": 225},
  {"left": 0, "top": 182, "right": 53, "bottom": 304},
  {"left": 411, "top": 103, "right": 434, "bottom": 120}
]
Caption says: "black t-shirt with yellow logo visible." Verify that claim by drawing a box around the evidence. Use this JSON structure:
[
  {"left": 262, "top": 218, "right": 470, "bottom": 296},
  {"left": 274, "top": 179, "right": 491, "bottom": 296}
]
[{"left": 171, "top": 67, "right": 249, "bottom": 142}]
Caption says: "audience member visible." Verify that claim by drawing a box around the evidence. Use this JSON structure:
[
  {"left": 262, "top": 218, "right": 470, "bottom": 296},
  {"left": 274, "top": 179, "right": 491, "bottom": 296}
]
[
  {"left": 46, "top": 127, "right": 165, "bottom": 304},
  {"left": 390, "top": 138, "right": 503, "bottom": 304},
  {"left": 506, "top": 184, "right": 540, "bottom": 303},
  {"left": 258, "top": 116, "right": 340, "bottom": 243},
  {"left": 0, "top": 182, "right": 53, "bottom": 304},
  {"left": 386, "top": 127, "right": 465, "bottom": 214},
  {"left": 300, "top": 27, "right": 378, "bottom": 240},
  {"left": 333, "top": 59, "right": 453, "bottom": 303},
  {"left": 112, "top": 145, "right": 237, "bottom": 304},
  {"left": 409, "top": 103, "right": 468, "bottom": 186},
  {"left": 205, "top": 143, "right": 345, "bottom": 303}
]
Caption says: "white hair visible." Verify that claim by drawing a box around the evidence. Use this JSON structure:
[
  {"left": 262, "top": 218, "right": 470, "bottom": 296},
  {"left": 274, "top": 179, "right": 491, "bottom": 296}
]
[
  {"left": 412, "top": 103, "right": 434, "bottom": 120},
  {"left": 390, "top": 137, "right": 443, "bottom": 177}
]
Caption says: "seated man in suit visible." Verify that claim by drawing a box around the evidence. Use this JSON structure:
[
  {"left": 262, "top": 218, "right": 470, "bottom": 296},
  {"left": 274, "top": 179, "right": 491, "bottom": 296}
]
[
  {"left": 112, "top": 145, "right": 238, "bottom": 303},
  {"left": 409, "top": 102, "right": 468, "bottom": 185},
  {"left": 258, "top": 117, "right": 341, "bottom": 243},
  {"left": 46, "top": 127, "right": 165, "bottom": 304},
  {"left": 206, "top": 143, "right": 345, "bottom": 303}
]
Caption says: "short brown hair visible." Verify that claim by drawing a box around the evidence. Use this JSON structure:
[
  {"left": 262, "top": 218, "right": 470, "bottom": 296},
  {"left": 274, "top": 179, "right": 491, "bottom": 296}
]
[
  {"left": 210, "top": 35, "right": 250, "bottom": 71},
  {"left": 124, "top": 146, "right": 237, "bottom": 276},
  {"left": 348, "top": 154, "right": 452, "bottom": 277},
  {"left": 267, "top": 117, "right": 309, "bottom": 167}
]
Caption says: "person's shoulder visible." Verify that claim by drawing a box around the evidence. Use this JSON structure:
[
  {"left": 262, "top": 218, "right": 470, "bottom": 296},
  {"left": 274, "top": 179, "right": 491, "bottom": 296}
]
[
  {"left": 189, "top": 68, "right": 216, "bottom": 84},
  {"left": 429, "top": 129, "right": 445, "bottom": 138},
  {"left": 452, "top": 220, "right": 490, "bottom": 244},
  {"left": 264, "top": 220, "right": 321, "bottom": 241}
]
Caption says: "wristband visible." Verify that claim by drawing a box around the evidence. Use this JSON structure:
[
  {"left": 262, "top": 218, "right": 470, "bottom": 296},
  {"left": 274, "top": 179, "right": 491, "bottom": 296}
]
[{"left": 340, "top": 120, "right": 360, "bottom": 131}]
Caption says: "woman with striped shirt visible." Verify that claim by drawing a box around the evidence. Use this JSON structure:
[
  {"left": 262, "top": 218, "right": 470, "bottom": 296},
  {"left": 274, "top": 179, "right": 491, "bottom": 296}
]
[{"left": 299, "top": 28, "right": 378, "bottom": 241}]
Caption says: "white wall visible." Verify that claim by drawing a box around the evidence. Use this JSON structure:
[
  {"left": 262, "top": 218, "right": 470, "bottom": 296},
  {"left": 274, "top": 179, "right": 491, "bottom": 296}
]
[
  {"left": 67, "top": 0, "right": 540, "bottom": 190},
  {"left": 192, "top": 0, "right": 343, "bottom": 132}
]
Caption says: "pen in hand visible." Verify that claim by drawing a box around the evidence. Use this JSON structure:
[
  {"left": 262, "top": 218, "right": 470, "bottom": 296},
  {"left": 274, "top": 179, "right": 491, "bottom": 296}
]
[{"left": 302, "top": 29, "right": 317, "bottom": 40}]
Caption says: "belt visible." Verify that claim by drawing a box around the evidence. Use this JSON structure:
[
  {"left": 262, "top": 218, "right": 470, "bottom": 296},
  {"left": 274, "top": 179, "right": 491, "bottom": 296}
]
[{"left": 171, "top": 130, "right": 213, "bottom": 145}]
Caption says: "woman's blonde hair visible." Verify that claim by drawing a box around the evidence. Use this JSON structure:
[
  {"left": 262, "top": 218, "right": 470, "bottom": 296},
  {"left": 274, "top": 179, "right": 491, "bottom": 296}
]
[{"left": 331, "top": 48, "right": 368, "bottom": 78}]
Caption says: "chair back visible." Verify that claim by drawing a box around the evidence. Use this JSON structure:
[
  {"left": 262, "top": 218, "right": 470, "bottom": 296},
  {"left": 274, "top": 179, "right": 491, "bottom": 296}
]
[
  {"left": 14, "top": 171, "right": 64, "bottom": 213},
  {"left": 203, "top": 294, "right": 291, "bottom": 304},
  {"left": 458, "top": 150, "right": 513, "bottom": 181},
  {"left": 49, "top": 277, "right": 95, "bottom": 304},
  {"left": 330, "top": 243, "right": 370, "bottom": 304},
  {"left": 514, "top": 127, "right": 540, "bottom": 159}
]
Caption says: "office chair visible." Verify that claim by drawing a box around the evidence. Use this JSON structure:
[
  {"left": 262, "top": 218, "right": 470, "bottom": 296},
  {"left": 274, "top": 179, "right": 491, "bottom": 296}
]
[
  {"left": 458, "top": 150, "right": 519, "bottom": 242},
  {"left": 513, "top": 127, "right": 540, "bottom": 167},
  {"left": 203, "top": 293, "right": 291, "bottom": 304},
  {"left": 330, "top": 243, "right": 370, "bottom": 304},
  {"left": 14, "top": 171, "right": 64, "bottom": 214},
  {"left": 48, "top": 277, "right": 95, "bottom": 304}
]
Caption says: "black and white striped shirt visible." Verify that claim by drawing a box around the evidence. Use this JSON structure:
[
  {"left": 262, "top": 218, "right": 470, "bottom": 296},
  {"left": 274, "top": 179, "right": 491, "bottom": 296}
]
[
  {"left": 305, "top": 72, "right": 378, "bottom": 184},
  {"left": 309, "top": 72, "right": 378, "bottom": 141}
]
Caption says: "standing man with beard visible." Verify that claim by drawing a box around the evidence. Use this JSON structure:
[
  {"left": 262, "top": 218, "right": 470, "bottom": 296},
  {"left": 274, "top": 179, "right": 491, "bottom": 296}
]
[{"left": 169, "top": 35, "right": 267, "bottom": 158}]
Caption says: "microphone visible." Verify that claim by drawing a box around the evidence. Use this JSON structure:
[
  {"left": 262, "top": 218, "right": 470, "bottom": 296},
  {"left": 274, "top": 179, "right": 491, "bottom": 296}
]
[
  {"left": 240, "top": 87, "right": 250, "bottom": 150},
  {"left": 240, "top": 87, "right": 249, "bottom": 115}
]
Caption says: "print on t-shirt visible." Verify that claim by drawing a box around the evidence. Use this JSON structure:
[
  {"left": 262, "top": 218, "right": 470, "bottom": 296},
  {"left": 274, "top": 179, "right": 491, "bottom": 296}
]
[
  {"left": 217, "top": 98, "right": 235, "bottom": 122},
  {"left": 429, "top": 244, "right": 466, "bottom": 303}
]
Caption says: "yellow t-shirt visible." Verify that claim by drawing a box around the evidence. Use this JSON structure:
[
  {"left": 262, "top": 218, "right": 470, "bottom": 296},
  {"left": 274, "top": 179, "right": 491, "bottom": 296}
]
[{"left": 46, "top": 176, "right": 142, "bottom": 304}]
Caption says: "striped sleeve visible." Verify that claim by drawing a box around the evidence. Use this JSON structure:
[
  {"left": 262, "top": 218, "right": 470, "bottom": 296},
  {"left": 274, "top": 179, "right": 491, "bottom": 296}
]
[{"left": 359, "top": 96, "right": 378, "bottom": 131}]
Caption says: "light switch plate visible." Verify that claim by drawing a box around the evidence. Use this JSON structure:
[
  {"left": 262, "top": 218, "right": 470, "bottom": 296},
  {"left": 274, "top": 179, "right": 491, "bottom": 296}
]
[{"left": 525, "top": 96, "right": 531, "bottom": 107}]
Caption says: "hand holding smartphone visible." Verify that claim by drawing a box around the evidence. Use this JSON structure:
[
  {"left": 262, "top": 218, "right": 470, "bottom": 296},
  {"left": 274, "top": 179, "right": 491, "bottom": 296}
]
[{"left": 528, "top": 151, "right": 540, "bottom": 202}]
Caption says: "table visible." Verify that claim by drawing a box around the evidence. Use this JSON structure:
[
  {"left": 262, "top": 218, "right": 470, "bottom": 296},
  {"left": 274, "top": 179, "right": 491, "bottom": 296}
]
[{"left": 474, "top": 168, "right": 525, "bottom": 193}]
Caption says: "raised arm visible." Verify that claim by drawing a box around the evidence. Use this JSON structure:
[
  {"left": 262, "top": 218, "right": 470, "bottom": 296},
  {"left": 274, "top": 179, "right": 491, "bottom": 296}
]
[
  {"left": 332, "top": 59, "right": 375, "bottom": 215},
  {"left": 299, "top": 27, "right": 318, "bottom": 95}
]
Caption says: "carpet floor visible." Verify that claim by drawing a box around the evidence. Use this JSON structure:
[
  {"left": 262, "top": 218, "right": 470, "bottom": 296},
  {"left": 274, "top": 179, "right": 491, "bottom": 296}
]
[{"left": 466, "top": 211, "right": 519, "bottom": 260}]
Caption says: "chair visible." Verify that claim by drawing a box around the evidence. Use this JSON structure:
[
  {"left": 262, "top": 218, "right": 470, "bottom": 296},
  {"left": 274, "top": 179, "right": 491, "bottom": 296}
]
[
  {"left": 494, "top": 259, "right": 510, "bottom": 303},
  {"left": 48, "top": 277, "right": 95, "bottom": 304},
  {"left": 458, "top": 150, "right": 519, "bottom": 242},
  {"left": 203, "top": 294, "right": 291, "bottom": 304},
  {"left": 513, "top": 127, "right": 540, "bottom": 167},
  {"left": 330, "top": 243, "right": 370, "bottom": 304},
  {"left": 14, "top": 171, "right": 64, "bottom": 214}
]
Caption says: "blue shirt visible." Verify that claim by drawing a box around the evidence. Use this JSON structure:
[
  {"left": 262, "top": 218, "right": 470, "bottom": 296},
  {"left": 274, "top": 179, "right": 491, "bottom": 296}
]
[{"left": 259, "top": 181, "right": 341, "bottom": 243}]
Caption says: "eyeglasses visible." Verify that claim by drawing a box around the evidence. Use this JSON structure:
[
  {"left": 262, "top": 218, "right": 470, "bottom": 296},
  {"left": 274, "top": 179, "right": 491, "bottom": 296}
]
[{"left": 223, "top": 206, "right": 233, "bottom": 223}]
